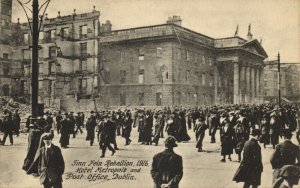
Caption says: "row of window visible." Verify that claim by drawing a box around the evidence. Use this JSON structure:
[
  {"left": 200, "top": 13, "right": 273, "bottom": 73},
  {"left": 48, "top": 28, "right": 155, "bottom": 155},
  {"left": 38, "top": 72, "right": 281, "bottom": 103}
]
[
  {"left": 23, "top": 25, "right": 90, "bottom": 44},
  {"left": 118, "top": 48, "right": 213, "bottom": 64}
]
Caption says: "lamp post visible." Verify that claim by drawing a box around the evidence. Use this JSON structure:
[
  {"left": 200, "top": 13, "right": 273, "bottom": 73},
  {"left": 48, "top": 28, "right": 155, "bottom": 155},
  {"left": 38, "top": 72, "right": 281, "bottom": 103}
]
[
  {"left": 277, "top": 52, "right": 281, "bottom": 108},
  {"left": 17, "top": 0, "right": 50, "bottom": 123}
]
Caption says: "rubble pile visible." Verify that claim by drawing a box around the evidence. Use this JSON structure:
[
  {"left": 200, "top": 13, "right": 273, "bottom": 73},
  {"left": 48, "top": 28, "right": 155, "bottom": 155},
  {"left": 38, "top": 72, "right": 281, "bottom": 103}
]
[{"left": 0, "top": 97, "right": 60, "bottom": 124}]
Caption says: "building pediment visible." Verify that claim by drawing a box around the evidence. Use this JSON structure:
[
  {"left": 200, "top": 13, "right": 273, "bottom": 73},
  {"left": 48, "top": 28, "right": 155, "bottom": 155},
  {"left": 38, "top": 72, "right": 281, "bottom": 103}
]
[{"left": 242, "top": 39, "right": 268, "bottom": 58}]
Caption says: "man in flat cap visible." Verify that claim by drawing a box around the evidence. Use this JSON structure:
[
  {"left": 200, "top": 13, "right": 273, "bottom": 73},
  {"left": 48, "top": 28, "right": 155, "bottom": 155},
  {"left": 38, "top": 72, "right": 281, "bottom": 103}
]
[
  {"left": 270, "top": 130, "right": 300, "bottom": 183},
  {"left": 38, "top": 133, "right": 65, "bottom": 188},
  {"left": 151, "top": 136, "right": 183, "bottom": 188}
]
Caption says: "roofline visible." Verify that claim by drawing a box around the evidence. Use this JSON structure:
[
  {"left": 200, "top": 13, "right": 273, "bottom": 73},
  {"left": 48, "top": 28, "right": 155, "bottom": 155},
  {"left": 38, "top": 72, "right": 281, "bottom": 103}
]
[
  {"left": 214, "top": 36, "right": 247, "bottom": 41},
  {"left": 101, "top": 23, "right": 215, "bottom": 40}
]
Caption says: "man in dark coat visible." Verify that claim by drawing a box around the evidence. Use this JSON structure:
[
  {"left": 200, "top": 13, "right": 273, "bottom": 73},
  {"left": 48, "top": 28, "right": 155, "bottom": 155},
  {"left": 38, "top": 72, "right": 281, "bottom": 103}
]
[
  {"left": 55, "top": 111, "right": 63, "bottom": 134},
  {"left": 86, "top": 112, "right": 97, "bottom": 146},
  {"left": 98, "top": 114, "right": 116, "bottom": 158},
  {"left": 38, "top": 133, "right": 65, "bottom": 188},
  {"left": 270, "top": 130, "right": 300, "bottom": 183},
  {"left": 12, "top": 109, "right": 21, "bottom": 137},
  {"left": 122, "top": 111, "right": 133, "bottom": 145},
  {"left": 59, "top": 113, "right": 70, "bottom": 148},
  {"left": 208, "top": 110, "right": 219, "bottom": 143},
  {"left": 151, "top": 136, "right": 183, "bottom": 188},
  {"left": 195, "top": 115, "right": 208, "bottom": 152},
  {"left": 75, "top": 112, "right": 83, "bottom": 134},
  {"left": 1, "top": 110, "right": 14, "bottom": 145},
  {"left": 233, "top": 129, "right": 263, "bottom": 188}
]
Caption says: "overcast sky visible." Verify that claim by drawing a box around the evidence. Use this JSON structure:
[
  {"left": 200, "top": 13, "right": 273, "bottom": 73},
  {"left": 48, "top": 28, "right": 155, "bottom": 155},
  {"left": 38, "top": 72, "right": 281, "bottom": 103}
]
[{"left": 12, "top": 0, "right": 300, "bottom": 63}]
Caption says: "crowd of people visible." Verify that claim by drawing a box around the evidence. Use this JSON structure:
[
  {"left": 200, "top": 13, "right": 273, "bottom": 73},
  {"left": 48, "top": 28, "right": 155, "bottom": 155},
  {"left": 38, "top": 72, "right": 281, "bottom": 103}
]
[{"left": 0, "top": 103, "right": 300, "bottom": 188}]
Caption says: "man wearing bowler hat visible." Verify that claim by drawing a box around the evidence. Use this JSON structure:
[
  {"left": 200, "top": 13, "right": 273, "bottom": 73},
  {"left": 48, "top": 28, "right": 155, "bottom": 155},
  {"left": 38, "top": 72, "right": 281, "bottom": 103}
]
[
  {"left": 38, "top": 133, "right": 65, "bottom": 188},
  {"left": 151, "top": 136, "right": 183, "bottom": 188},
  {"left": 270, "top": 129, "right": 300, "bottom": 183}
]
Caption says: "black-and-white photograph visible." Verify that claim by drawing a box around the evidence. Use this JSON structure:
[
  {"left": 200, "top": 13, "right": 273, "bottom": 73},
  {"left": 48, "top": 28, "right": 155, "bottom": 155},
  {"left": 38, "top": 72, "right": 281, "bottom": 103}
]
[{"left": 0, "top": 0, "right": 300, "bottom": 187}]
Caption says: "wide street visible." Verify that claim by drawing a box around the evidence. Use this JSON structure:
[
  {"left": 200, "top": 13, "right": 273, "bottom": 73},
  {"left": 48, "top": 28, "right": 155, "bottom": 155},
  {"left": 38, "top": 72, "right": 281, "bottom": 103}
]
[{"left": 0, "top": 127, "right": 296, "bottom": 188}]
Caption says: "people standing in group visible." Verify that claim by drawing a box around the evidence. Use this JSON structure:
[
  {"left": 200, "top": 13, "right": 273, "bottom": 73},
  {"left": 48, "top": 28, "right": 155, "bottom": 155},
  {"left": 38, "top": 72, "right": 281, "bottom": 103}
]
[
  {"left": 233, "top": 128, "right": 263, "bottom": 188},
  {"left": 151, "top": 136, "right": 183, "bottom": 188},
  {"left": 234, "top": 113, "right": 247, "bottom": 163}
]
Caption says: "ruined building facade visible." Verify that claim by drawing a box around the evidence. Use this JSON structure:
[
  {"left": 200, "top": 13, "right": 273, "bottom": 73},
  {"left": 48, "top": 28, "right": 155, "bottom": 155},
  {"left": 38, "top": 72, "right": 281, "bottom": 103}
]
[{"left": 0, "top": 4, "right": 268, "bottom": 109}]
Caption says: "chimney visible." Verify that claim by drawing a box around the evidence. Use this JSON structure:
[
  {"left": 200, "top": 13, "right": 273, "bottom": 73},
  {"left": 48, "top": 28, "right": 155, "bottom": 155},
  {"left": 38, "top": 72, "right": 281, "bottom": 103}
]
[
  {"left": 166, "top": 15, "right": 182, "bottom": 26},
  {"left": 101, "top": 20, "right": 112, "bottom": 33},
  {"left": 247, "top": 24, "right": 253, "bottom": 40},
  {"left": 234, "top": 24, "right": 239, "bottom": 37}
]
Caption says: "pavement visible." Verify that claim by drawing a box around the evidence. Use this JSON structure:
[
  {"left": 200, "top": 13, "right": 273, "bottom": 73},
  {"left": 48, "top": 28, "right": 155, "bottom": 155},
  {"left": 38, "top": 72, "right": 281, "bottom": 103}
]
[{"left": 0, "top": 128, "right": 298, "bottom": 188}]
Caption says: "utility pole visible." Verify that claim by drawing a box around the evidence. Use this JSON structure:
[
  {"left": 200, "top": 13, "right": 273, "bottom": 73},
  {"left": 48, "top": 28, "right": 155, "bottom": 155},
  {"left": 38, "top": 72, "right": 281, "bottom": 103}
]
[
  {"left": 278, "top": 52, "right": 281, "bottom": 108},
  {"left": 17, "top": 0, "right": 50, "bottom": 122},
  {"left": 31, "top": 0, "right": 39, "bottom": 120}
]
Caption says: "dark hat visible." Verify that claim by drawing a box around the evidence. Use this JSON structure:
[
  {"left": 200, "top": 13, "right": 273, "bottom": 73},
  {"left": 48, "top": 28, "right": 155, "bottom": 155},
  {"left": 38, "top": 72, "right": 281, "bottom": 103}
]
[
  {"left": 41, "top": 133, "right": 54, "bottom": 140},
  {"left": 283, "top": 129, "right": 293, "bottom": 137},
  {"left": 164, "top": 136, "right": 177, "bottom": 148},
  {"left": 250, "top": 129, "right": 261, "bottom": 136},
  {"left": 278, "top": 165, "right": 300, "bottom": 178}
]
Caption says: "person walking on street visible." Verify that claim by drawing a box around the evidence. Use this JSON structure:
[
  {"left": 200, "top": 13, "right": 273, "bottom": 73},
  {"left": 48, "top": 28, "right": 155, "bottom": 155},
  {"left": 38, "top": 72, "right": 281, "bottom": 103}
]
[
  {"left": 1, "top": 110, "right": 14, "bottom": 146},
  {"left": 86, "top": 111, "right": 97, "bottom": 146},
  {"left": 233, "top": 128, "right": 263, "bottom": 188},
  {"left": 38, "top": 133, "right": 65, "bottom": 188},
  {"left": 98, "top": 114, "right": 116, "bottom": 158},
  {"left": 195, "top": 115, "right": 208, "bottom": 152}
]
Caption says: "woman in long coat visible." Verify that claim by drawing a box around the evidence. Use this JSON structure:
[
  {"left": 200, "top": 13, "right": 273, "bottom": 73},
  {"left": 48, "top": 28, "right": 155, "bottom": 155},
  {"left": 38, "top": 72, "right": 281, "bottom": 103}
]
[
  {"left": 220, "top": 117, "right": 234, "bottom": 162},
  {"left": 260, "top": 114, "right": 270, "bottom": 148},
  {"left": 176, "top": 111, "right": 191, "bottom": 142}
]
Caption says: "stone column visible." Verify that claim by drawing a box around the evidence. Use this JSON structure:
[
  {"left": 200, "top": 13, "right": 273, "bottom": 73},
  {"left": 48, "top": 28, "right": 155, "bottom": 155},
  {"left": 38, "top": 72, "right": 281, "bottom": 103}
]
[
  {"left": 245, "top": 65, "right": 251, "bottom": 103},
  {"left": 255, "top": 68, "right": 260, "bottom": 102},
  {"left": 214, "top": 65, "right": 218, "bottom": 104},
  {"left": 251, "top": 66, "right": 255, "bottom": 103},
  {"left": 233, "top": 62, "right": 239, "bottom": 104},
  {"left": 259, "top": 67, "right": 264, "bottom": 103},
  {"left": 240, "top": 65, "right": 245, "bottom": 103}
]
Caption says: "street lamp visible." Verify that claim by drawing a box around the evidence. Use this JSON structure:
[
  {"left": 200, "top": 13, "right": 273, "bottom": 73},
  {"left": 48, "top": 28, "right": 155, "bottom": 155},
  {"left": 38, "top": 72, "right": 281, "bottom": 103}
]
[{"left": 17, "top": 0, "right": 51, "bottom": 123}]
